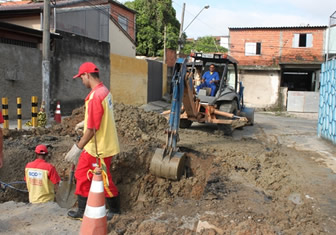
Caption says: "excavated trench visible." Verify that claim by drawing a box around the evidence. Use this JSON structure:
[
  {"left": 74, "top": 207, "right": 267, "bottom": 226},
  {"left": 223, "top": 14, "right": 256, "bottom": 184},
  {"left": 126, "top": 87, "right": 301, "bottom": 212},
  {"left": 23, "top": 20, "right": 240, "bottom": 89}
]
[
  {"left": 0, "top": 104, "right": 217, "bottom": 210},
  {"left": 1, "top": 103, "right": 335, "bottom": 234}
]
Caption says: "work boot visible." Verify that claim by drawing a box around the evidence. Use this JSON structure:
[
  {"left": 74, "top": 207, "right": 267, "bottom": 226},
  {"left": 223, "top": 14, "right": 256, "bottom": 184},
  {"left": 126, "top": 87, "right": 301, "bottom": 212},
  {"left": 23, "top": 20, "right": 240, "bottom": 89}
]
[
  {"left": 67, "top": 195, "right": 87, "bottom": 220},
  {"left": 106, "top": 195, "right": 121, "bottom": 220}
]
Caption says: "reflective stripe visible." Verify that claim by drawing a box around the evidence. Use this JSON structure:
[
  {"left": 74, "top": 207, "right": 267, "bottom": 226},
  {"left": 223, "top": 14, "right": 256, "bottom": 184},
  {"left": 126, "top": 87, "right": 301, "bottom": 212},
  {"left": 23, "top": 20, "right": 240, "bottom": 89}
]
[
  {"left": 84, "top": 205, "right": 106, "bottom": 219},
  {"left": 90, "top": 180, "right": 104, "bottom": 193}
]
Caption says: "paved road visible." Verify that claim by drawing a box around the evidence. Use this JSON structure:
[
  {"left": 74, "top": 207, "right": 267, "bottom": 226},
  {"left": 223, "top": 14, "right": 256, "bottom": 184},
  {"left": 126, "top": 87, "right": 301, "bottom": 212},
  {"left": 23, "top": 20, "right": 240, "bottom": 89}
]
[{"left": 232, "top": 113, "right": 336, "bottom": 172}]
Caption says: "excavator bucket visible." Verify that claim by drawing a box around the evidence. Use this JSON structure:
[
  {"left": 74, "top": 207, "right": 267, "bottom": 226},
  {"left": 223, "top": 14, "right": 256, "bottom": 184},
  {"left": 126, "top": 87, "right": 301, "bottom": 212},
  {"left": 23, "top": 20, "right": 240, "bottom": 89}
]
[
  {"left": 149, "top": 148, "right": 186, "bottom": 181},
  {"left": 149, "top": 58, "right": 188, "bottom": 181}
]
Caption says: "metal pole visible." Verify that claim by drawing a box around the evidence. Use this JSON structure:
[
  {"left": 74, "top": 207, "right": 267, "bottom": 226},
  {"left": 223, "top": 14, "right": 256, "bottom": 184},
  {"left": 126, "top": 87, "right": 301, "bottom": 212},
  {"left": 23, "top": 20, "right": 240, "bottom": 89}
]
[
  {"left": 177, "top": 3, "right": 185, "bottom": 57},
  {"left": 42, "top": 0, "right": 51, "bottom": 121}
]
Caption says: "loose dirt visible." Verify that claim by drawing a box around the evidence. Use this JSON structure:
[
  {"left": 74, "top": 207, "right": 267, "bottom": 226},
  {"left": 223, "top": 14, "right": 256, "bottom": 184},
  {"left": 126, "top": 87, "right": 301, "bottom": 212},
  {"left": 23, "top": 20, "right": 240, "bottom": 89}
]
[{"left": 0, "top": 103, "right": 335, "bottom": 234}]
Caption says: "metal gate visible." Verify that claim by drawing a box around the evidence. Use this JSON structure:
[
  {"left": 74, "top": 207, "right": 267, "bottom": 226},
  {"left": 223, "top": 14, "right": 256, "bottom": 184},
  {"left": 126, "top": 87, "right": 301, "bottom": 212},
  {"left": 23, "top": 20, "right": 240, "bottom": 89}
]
[{"left": 147, "top": 60, "right": 163, "bottom": 102}]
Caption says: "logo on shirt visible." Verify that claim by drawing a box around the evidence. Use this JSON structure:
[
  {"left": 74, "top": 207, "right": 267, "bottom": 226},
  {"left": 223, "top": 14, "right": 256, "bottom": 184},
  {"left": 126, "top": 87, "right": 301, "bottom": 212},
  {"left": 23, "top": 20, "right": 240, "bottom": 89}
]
[
  {"left": 108, "top": 94, "right": 113, "bottom": 109},
  {"left": 28, "top": 170, "right": 43, "bottom": 179}
]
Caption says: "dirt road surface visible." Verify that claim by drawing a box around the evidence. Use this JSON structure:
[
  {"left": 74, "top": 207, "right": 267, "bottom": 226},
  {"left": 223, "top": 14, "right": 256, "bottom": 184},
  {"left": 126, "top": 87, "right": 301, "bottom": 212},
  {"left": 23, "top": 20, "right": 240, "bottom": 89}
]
[{"left": 0, "top": 104, "right": 336, "bottom": 235}]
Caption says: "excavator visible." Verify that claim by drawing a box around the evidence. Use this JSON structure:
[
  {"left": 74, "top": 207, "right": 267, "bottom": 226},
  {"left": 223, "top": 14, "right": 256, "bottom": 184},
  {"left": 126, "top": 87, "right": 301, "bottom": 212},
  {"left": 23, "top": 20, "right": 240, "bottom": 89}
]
[{"left": 149, "top": 52, "right": 254, "bottom": 181}]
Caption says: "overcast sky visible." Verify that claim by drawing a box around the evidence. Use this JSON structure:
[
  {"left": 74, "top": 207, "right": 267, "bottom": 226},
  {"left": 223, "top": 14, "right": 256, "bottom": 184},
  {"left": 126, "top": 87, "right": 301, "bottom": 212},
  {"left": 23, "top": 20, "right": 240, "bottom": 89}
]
[{"left": 119, "top": 0, "right": 336, "bottom": 39}]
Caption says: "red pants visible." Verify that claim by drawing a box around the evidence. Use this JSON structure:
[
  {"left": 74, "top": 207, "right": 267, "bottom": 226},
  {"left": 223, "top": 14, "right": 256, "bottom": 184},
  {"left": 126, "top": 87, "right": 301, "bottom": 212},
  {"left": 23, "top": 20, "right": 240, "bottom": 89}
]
[{"left": 74, "top": 150, "right": 118, "bottom": 198}]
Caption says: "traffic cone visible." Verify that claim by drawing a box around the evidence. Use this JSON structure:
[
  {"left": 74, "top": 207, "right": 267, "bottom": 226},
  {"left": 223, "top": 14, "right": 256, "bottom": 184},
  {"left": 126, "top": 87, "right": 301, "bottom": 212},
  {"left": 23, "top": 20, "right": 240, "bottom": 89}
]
[
  {"left": 79, "top": 168, "right": 107, "bottom": 235},
  {"left": 54, "top": 101, "right": 62, "bottom": 123}
]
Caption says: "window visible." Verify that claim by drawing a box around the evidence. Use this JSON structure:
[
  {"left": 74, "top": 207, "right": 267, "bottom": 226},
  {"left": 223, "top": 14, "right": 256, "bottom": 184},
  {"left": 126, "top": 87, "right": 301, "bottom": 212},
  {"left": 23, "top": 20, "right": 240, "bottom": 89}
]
[
  {"left": 118, "top": 15, "right": 128, "bottom": 31},
  {"left": 245, "top": 42, "right": 261, "bottom": 56},
  {"left": 292, "top": 33, "right": 312, "bottom": 48}
]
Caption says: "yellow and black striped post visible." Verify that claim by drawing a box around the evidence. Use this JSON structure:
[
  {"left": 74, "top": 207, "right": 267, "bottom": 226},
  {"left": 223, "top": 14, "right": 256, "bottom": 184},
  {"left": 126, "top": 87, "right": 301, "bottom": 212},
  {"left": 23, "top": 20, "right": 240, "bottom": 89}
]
[
  {"left": 17, "top": 97, "right": 22, "bottom": 130},
  {"left": 31, "top": 96, "right": 38, "bottom": 128},
  {"left": 1, "top": 97, "right": 9, "bottom": 129}
]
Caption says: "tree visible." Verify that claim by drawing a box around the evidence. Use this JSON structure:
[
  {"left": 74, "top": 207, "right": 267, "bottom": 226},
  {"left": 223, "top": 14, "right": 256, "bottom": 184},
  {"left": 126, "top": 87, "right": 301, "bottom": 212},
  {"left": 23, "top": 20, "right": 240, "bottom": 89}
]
[
  {"left": 182, "top": 36, "right": 228, "bottom": 55},
  {"left": 125, "top": 0, "right": 180, "bottom": 57}
]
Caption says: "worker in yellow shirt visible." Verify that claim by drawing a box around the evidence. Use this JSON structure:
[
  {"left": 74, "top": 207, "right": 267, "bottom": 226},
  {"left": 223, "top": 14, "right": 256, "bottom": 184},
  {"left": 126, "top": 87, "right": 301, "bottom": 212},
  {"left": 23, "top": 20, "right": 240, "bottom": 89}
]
[{"left": 25, "top": 144, "right": 60, "bottom": 203}]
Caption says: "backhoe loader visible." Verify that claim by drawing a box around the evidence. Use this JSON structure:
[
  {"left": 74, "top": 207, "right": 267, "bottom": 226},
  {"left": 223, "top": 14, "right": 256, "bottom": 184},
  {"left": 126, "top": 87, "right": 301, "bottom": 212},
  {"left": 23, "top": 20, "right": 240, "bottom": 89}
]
[{"left": 149, "top": 53, "right": 254, "bottom": 180}]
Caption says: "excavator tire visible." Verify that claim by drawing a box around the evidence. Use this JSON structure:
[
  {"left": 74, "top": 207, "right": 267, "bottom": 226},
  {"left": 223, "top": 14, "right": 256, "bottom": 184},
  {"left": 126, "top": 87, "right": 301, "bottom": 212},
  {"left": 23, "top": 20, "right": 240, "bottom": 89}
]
[
  {"left": 217, "top": 100, "right": 238, "bottom": 136},
  {"left": 179, "top": 119, "right": 193, "bottom": 128}
]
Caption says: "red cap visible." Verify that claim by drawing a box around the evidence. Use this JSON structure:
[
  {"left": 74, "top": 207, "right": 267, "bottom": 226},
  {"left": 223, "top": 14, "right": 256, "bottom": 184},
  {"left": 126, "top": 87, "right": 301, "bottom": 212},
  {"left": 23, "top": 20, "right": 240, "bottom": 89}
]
[
  {"left": 73, "top": 62, "right": 99, "bottom": 78},
  {"left": 35, "top": 144, "right": 48, "bottom": 155}
]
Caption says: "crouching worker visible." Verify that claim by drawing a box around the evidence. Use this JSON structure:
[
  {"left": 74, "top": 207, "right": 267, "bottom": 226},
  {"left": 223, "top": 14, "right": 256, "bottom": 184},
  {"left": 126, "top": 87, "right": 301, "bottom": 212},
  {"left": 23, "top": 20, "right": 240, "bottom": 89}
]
[{"left": 25, "top": 144, "right": 61, "bottom": 203}]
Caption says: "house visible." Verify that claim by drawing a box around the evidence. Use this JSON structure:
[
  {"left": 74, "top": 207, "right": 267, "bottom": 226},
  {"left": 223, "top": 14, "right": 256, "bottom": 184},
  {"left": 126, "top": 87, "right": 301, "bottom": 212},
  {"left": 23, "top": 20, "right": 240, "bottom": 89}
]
[
  {"left": 229, "top": 26, "right": 327, "bottom": 111},
  {"left": 214, "top": 35, "right": 229, "bottom": 49},
  {"left": 0, "top": 0, "right": 137, "bottom": 57}
]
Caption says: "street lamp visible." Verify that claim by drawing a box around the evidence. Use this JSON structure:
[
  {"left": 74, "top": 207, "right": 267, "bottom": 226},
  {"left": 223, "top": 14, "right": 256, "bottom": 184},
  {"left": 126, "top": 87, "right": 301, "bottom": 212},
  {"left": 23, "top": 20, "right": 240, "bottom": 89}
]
[
  {"left": 177, "top": 4, "right": 210, "bottom": 57},
  {"left": 183, "top": 5, "right": 209, "bottom": 33}
]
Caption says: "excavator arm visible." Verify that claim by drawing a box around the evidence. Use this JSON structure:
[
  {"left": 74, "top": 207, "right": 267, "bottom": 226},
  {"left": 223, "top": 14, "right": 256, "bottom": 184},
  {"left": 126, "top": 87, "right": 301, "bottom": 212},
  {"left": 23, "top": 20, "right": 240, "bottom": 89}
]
[{"left": 149, "top": 58, "right": 188, "bottom": 181}]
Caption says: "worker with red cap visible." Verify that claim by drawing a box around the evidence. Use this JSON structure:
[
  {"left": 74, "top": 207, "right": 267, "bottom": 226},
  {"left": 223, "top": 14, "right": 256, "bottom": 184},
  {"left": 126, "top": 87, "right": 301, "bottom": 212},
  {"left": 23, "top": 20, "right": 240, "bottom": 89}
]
[
  {"left": 25, "top": 144, "right": 61, "bottom": 203},
  {"left": 0, "top": 111, "right": 3, "bottom": 168},
  {"left": 65, "top": 62, "right": 120, "bottom": 220}
]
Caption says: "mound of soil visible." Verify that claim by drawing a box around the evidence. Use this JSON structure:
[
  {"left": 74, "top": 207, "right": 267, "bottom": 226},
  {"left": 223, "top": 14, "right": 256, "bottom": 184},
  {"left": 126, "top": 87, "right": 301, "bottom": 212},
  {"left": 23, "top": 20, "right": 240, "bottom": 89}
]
[{"left": 0, "top": 103, "right": 335, "bottom": 234}]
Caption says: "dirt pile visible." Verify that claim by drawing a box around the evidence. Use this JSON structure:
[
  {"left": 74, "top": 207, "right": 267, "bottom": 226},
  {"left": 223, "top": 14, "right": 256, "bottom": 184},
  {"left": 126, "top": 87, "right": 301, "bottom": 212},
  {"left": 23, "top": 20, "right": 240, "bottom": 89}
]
[{"left": 0, "top": 103, "right": 334, "bottom": 234}]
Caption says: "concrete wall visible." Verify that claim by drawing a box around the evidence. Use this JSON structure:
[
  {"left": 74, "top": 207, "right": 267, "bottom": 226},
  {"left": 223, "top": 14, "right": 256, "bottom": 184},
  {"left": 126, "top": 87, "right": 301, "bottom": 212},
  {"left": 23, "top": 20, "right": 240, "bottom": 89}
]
[
  {"left": 110, "top": 53, "right": 148, "bottom": 105},
  {"left": 239, "top": 69, "right": 281, "bottom": 109},
  {"left": 287, "top": 91, "right": 319, "bottom": 112},
  {"left": 109, "top": 20, "right": 136, "bottom": 57},
  {"left": 0, "top": 31, "right": 110, "bottom": 119},
  {"left": 0, "top": 43, "right": 42, "bottom": 119},
  {"left": 52, "top": 30, "right": 111, "bottom": 115}
]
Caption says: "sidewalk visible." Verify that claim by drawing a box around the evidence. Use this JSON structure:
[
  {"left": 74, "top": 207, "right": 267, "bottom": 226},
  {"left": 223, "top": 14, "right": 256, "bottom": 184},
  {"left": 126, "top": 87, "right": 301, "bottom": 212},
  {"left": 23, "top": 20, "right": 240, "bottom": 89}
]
[{"left": 139, "top": 100, "right": 171, "bottom": 113}]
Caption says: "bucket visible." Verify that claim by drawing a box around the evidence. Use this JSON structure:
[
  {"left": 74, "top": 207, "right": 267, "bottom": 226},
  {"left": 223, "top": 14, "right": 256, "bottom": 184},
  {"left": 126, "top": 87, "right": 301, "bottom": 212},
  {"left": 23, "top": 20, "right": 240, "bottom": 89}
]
[{"left": 241, "top": 107, "right": 255, "bottom": 125}]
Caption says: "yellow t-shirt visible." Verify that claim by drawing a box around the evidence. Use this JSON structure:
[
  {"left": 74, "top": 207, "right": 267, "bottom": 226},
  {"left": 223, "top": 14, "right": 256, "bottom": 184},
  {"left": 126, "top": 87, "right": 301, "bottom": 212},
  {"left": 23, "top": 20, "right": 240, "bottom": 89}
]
[
  {"left": 25, "top": 159, "right": 60, "bottom": 203},
  {"left": 84, "top": 83, "right": 120, "bottom": 158}
]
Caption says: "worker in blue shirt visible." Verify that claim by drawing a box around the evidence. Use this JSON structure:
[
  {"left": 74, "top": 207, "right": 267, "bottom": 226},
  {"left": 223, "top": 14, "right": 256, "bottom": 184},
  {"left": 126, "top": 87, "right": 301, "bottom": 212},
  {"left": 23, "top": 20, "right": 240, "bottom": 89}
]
[{"left": 196, "top": 64, "right": 220, "bottom": 96}]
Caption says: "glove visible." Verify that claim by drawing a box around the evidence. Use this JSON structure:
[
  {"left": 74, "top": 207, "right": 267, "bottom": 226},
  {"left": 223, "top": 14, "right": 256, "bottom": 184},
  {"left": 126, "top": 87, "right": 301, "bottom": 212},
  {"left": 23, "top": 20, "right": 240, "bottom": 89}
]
[
  {"left": 65, "top": 144, "right": 82, "bottom": 164},
  {"left": 75, "top": 121, "right": 85, "bottom": 131}
]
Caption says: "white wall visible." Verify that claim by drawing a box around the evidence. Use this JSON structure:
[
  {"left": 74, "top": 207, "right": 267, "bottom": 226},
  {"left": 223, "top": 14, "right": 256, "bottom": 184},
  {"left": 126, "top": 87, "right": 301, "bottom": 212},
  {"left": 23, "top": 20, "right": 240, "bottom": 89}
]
[
  {"left": 109, "top": 22, "right": 136, "bottom": 57},
  {"left": 239, "top": 70, "right": 280, "bottom": 108}
]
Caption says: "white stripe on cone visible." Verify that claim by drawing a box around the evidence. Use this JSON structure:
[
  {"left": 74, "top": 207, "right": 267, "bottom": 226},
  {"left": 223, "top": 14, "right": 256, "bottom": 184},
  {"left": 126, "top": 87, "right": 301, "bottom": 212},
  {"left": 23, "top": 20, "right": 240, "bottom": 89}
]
[
  {"left": 84, "top": 205, "right": 106, "bottom": 219},
  {"left": 90, "top": 180, "right": 104, "bottom": 193}
]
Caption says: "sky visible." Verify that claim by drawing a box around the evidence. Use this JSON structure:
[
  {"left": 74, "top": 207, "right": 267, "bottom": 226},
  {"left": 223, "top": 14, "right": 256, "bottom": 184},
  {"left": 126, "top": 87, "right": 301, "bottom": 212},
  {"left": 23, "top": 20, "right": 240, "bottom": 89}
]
[{"left": 119, "top": 0, "right": 336, "bottom": 39}]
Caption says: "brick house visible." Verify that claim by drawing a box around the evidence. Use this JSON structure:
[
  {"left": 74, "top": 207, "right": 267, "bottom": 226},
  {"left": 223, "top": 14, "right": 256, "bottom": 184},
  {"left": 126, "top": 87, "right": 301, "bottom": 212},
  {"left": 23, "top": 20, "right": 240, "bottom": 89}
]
[
  {"left": 229, "top": 26, "right": 327, "bottom": 111},
  {"left": 0, "top": 0, "right": 137, "bottom": 57}
]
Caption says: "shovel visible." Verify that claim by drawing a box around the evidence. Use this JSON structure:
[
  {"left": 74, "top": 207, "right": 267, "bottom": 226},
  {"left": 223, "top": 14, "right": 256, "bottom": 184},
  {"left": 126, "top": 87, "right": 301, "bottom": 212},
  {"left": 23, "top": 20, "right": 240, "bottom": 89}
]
[{"left": 56, "top": 164, "right": 77, "bottom": 209}]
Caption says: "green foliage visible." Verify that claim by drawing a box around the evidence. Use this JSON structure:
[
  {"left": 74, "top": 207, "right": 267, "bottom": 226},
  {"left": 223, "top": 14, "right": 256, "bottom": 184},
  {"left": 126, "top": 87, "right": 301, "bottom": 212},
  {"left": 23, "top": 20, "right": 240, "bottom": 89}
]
[
  {"left": 125, "top": 0, "right": 180, "bottom": 57},
  {"left": 182, "top": 36, "right": 228, "bottom": 55}
]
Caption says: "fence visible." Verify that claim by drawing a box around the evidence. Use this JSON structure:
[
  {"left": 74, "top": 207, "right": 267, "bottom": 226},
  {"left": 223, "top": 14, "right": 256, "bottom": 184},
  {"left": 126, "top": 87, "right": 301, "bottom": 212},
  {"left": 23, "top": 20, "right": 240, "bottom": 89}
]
[{"left": 317, "top": 59, "right": 336, "bottom": 144}]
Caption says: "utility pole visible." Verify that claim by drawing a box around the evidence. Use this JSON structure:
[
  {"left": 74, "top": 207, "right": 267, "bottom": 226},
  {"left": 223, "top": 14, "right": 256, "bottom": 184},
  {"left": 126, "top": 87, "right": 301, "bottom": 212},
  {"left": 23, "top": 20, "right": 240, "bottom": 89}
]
[
  {"left": 42, "top": 0, "right": 51, "bottom": 121},
  {"left": 163, "top": 25, "right": 167, "bottom": 64},
  {"left": 177, "top": 3, "right": 185, "bottom": 57}
]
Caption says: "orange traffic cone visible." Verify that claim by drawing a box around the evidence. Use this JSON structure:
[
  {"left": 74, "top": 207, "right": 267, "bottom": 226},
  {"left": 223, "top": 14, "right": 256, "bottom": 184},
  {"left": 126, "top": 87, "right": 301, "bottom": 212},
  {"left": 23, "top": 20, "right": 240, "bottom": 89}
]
[
  {"left": 80, "top": 168, "right": 107, "bottom": 235},
  {"left": 54, "top": 101, "right": 61, "bottom": 123}
]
